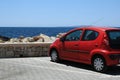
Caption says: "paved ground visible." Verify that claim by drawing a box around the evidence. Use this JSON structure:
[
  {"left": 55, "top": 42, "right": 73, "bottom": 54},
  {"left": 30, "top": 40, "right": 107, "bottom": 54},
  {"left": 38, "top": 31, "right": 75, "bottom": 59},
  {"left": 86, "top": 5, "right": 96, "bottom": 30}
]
[{"left": 0, "top": 57, "right": 120, "bottom": 80}]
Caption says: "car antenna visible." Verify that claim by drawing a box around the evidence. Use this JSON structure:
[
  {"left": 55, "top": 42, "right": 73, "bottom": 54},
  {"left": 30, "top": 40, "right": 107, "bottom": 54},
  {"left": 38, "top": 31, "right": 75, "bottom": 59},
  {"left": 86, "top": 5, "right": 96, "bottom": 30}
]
[{"left": 90, "top": 17, "right": 104, "bottom": 26}]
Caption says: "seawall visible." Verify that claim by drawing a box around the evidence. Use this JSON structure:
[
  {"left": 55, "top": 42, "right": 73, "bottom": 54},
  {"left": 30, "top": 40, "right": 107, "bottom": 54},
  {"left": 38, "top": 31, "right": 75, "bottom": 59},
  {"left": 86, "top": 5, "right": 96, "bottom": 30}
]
[{"left": 0, "top": 43, "right": 52, "bottom": 58}]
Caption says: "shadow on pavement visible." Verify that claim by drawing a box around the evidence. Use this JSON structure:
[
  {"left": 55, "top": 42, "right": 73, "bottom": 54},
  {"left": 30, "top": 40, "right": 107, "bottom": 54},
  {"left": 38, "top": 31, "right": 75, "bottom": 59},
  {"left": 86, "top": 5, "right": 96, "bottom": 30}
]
[{"left": 56, "top": 60, "right": 120, "bottom": 75}]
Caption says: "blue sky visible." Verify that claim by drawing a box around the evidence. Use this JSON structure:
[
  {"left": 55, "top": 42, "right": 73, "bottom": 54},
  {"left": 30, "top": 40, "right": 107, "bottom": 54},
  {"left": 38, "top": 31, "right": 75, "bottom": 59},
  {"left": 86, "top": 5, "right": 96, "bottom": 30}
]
[{"left": 0, "top": 0, "right": 120, "bottom": 27}]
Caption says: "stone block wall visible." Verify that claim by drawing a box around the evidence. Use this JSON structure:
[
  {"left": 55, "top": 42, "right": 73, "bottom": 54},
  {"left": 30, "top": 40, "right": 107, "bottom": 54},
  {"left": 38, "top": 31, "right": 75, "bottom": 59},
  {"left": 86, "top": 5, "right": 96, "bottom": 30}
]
[{"left": 0, "top": 43, "right": 52, "bottom": 58}]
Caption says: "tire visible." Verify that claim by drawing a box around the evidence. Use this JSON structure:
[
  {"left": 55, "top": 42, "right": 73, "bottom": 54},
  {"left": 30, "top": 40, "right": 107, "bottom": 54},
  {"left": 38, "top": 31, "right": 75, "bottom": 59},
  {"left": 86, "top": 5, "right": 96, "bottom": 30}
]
[
  {"left": 92, "top": 56, "right": 107, "bottom": 72},
  {"left": 50, "top": 50, "right": 59, "bottom": 62}
]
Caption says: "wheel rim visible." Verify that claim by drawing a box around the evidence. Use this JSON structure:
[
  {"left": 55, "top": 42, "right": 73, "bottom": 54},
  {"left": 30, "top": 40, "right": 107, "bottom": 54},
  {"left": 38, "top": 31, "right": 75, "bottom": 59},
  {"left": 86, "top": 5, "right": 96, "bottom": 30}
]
[
  {"left": 94, "top": 58, "right": 104, "bottom": 71},
  {"left": 51, "top": 51, "right": 58, "bottom": 61}
]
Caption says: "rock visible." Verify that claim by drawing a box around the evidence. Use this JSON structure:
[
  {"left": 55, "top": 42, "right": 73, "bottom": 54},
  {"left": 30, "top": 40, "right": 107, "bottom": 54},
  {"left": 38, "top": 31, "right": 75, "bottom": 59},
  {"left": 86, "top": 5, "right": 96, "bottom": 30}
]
[
  {"left": 1, "top": 33, "right": 66, "bottom": 43},
  {"left": 10, "top": 38, "right": 20, "bottom": 43},
  {"left": 0, "top": 39, "right": 3, "bottom": 43},
  {"left": 38, "top": 34, "right": 51, "bottom": 42},
  {"left": 33, "top": 36, "right": 44, "bottom": 42},
  {"left": 27, "top": 37, "right": 34, "bottom": 42},
  {"left": 56, "top": 33, "right": 66, "bottom": 38},
  {"left": 37, "top": 38, "right": 44, "bottom": 42},
  {"left": 0, "top": 35, "right": 10, "bottom": 41},
  {"left": 50, "top": 37, "right": 56, "bottom": 42},
  {"left": 22, "top": 37, "right": 34, "bottom": 42}
]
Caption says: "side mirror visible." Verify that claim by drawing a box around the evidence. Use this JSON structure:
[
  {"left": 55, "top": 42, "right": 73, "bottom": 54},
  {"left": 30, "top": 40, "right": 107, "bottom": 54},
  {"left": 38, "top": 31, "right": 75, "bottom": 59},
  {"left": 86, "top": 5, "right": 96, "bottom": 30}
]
[{"left": 60, "top": 37, "right": 65, "bottom": 42}]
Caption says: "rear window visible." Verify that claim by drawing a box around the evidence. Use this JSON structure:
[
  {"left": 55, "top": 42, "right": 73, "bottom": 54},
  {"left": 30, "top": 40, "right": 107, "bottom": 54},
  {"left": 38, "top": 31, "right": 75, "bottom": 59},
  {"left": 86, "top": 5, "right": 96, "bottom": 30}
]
[{"left": 106, "top": 30, "right": 120, "bottom": 49}]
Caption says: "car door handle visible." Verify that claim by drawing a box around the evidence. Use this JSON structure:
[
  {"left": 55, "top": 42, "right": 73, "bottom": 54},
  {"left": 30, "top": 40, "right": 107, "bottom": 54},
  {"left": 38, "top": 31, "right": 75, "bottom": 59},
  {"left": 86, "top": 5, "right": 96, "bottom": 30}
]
[{"left": 74, "top": 44, "right": 79, "bottom": 46}]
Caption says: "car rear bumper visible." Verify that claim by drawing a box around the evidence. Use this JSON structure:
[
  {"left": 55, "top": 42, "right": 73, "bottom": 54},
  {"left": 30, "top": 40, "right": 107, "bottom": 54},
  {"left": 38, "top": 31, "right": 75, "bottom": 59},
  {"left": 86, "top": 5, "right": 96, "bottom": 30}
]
[
  {"left": 109, "top": 54, "right": 120, "bottom": 60},
  {"left": 106, "top": 52, "right": 120, "bottom": 66}
]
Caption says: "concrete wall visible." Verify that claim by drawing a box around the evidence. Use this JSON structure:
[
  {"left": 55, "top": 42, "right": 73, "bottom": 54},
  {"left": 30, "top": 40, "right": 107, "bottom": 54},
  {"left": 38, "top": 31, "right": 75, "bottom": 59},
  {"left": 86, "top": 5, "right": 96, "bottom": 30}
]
[{"left": 0, "top": 43, "right": 52, "bottom": 58}]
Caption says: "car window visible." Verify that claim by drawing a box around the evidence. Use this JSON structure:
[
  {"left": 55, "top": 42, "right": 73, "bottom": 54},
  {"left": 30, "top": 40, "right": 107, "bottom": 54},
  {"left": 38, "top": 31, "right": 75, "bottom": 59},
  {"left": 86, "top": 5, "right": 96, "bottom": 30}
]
[
  {"left": 65, "top": 30, "right": 83, "bottom": 41},
  {"left": 107, "top": 30, "right": 120, "bottom": 40},
  {"left": 82, "top": 30, "right": 99, "bottom": 41},
  {"left": 106, "top": 30, "right": 120, "bottom": 49}
]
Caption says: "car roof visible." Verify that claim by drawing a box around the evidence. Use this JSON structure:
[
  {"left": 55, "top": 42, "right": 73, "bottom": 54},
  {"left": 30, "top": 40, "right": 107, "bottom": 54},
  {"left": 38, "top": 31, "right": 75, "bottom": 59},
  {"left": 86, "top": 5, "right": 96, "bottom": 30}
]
[{"left": 75, "top": 26, "right": 120, "bottom": 31}]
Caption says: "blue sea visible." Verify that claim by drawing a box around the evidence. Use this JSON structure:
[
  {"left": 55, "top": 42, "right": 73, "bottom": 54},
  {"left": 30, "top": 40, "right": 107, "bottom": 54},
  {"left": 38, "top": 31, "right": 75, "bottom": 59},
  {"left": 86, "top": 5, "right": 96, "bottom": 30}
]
[{"left": 0, "top": 27, "right": 77, "bottom": 38}]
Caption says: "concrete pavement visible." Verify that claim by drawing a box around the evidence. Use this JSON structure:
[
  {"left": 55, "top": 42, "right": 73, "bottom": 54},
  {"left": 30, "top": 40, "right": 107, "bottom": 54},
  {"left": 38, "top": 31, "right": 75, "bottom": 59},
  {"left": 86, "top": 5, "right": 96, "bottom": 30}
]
[{"left": 0, "top": 57, "right": 120, "bottom": 80}]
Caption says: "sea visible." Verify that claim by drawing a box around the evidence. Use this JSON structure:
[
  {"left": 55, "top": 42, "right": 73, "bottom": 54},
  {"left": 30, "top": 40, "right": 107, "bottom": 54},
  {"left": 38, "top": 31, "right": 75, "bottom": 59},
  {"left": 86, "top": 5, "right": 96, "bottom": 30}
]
[{"left": 0, "top": 27, "right": 77, "bottom": 38}]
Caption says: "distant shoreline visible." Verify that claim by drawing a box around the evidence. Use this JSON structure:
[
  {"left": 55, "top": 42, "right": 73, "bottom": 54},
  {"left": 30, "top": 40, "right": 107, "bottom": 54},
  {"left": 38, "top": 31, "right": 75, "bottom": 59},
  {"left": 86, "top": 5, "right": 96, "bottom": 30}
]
[{"left": 0, "top": 27, "right": 74, "bottom": 38}]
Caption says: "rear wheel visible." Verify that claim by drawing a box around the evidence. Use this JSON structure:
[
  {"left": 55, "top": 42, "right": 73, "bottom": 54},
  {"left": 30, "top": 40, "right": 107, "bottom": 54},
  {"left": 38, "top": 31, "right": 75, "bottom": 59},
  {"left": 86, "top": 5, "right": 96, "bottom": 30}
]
[
  {"left": 92, "top": 56, "right": 107, "bottom": 72},
  {"left": 50, "top": 50, "right": 60, "bottom": 62}
]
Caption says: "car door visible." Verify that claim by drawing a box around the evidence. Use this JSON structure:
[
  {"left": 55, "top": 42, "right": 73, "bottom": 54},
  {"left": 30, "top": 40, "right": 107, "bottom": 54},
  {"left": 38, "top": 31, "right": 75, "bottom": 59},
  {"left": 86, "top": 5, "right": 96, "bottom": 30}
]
[
  {"left": 61, "top": 29, "right": 83, "bottom": 60},
  {"left": 79, "top": 30, "right": 99, "bottom": 62}
]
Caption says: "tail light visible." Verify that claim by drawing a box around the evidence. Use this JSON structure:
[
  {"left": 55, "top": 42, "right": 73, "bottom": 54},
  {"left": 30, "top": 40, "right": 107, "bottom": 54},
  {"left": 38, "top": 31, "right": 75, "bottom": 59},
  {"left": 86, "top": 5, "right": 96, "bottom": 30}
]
[{"left": 103, "top": 34, "right": 109, "bottom": 46}]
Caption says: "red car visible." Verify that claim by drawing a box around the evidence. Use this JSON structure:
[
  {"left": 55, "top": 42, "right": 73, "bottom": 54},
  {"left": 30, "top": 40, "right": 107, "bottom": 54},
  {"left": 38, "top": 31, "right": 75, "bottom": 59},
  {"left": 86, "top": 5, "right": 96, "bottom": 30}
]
[{"left": 49, "top": 26, "right": 120, "bottom": 72}]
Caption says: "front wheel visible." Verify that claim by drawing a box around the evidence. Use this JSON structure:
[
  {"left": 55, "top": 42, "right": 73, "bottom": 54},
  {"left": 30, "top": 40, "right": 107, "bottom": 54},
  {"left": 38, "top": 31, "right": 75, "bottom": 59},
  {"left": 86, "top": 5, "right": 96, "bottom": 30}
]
[
  {"left": 92, "top": 56, "right": 107, "bottom": 72},
  {"left": 50, "top": 50, "right": 60, "bottom": 62}
]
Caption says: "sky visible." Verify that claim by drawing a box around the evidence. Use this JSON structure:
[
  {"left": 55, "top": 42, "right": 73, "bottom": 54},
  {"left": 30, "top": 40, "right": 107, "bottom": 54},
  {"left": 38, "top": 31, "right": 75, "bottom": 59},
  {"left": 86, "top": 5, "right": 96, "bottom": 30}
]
[{"left": 0, "top": 0, "right": 120, "bottom": 27}]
